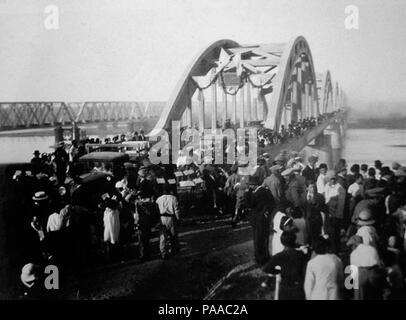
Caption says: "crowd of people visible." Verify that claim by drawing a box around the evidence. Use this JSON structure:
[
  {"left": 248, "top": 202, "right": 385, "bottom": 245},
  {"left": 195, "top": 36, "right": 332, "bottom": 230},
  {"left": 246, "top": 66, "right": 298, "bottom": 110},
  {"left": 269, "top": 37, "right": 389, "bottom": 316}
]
[
  {"left": 257, "top": 111, "right": 339, "bottom": 147},
  {"left": 240, "top": 153, "right": 406, "bottom": 300},
  {"left": 15, "top": 108, "right": 406, "bottom": 300}
]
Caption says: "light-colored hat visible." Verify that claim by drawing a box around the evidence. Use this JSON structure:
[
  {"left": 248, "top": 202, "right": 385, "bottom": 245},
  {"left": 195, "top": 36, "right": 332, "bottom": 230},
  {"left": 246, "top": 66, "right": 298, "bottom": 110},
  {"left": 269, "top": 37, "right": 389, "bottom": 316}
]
[
  {"left": 32, "top": 191, "right": 48, "bottom": 201},
  {"left": 274, "top": 154, "right": 285, "bottom": 163},
  {"left": 394, "top": 167, "right": 406, "bottom": 177},
  {"left": 115, "top": 181, "right": 125, "bottom": 189},
  {"left": 286, "top": 158, "right": 296, "bottom": 168},
  {"left": 292, "top": 163, "right": 302, "bottom": 172},
  {"left": 21, "top": 263, "right": 38, "bottom": 286},
  {"left": 138, "top": 169, "right": 146, "bottom": 177},
  {"left": 281, "top": 168, "right": 294, "bottom": 176},
  {"left": 308, "top": 155, "right": 319, "bottom": 162},
  {"left": 270, "top": 164, "right": 282, "bottom": 173}
]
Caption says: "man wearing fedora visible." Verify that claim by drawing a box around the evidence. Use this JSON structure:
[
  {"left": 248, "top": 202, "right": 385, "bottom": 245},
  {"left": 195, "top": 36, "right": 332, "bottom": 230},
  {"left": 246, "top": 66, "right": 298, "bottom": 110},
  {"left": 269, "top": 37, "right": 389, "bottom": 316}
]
[
  {"left": 32, "top": 191, "right": 53, "bottom": 229},
  {"left": 324, "top": 174, "right": 346, "bottom": 253},
  {"left": 31, "top": 150, "right": 42, "bottom": 175},
  {"left": 263, "top": 164, "right": 284, "bottom": 204},
  {"left": 284, "top": 164, "right": 307, "bottom": 210},
  {"left": 301, "top": 155, "right": 319, "bottom": 186}
]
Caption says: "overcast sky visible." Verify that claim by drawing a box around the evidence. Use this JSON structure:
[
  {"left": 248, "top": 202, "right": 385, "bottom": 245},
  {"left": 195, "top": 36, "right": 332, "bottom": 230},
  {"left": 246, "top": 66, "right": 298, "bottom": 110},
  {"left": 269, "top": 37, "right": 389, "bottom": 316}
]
[{"left": 0, "top": 0, "right": 405, "bottom": 115}]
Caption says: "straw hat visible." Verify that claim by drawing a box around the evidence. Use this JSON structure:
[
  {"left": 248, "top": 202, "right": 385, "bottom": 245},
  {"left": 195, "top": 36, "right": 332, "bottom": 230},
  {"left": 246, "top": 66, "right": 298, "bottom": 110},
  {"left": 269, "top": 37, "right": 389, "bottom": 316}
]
[
  {"left": 21, "top": 263, "right": 38, "bottom": 287},
  {"left": 281, "top": 167, "right": 294, "bottom": 177},
  {"left": 32, "top": 191, "right": 48, "bottom": 201}
]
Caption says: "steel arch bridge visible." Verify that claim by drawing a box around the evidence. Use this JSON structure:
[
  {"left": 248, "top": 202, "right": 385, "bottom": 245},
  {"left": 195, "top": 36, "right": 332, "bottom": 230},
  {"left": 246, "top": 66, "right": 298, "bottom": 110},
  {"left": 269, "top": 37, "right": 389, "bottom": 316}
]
[
  {"left": 0, "top": 36, "right": 344, "bottom": 134},
  {"left": 150, "top": 35, "right": 344, "bottom": 136}
]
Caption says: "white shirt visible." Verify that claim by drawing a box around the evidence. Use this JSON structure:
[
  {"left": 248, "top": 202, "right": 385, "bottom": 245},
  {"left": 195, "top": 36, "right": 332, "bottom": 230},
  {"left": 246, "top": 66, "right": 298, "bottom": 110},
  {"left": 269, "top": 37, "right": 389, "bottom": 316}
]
[
  {"left": 348, "top": 182, "right": 363, "bottom": 198},
  {"left": 324, "top": 183, "right": 345, "bottom": 204},
  {"left": 304, "top": 254, "right": 343, "bottom": 300},
  {"left": 156, "top": 194, "right": 180, "bottom": 219},
  {"left": 316, "top": 173, "right": 326, "bottom": 195},
  {"left": 272, "top": 211, "right": 287, "bottom": 256},
  {"left": 176, "top": 155, "right": 188, "bottom": 168},
  {"left": 46, "top": 213, "right": 64, "bottom": 232},
  {"left": 350, "top": 244, "right": 380, "bottom": 267}
]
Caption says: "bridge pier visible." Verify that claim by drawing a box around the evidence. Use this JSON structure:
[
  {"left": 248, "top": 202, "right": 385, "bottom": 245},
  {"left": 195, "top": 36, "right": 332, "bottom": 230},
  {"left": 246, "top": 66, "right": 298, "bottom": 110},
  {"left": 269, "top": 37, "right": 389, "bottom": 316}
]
[
  {"left": 325, "top": 122, "right": 343, "bottom": 168},
  {"left": 303, "top": 133, "right": 333, "bottom": 169}
]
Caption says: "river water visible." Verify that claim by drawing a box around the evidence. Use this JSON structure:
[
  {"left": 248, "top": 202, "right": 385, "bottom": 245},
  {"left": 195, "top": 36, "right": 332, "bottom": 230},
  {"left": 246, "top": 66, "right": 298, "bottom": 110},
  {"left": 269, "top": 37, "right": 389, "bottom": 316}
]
[
  {"left": 0, "top": 128, "right": 405, "bottom": 165},
  {"left": 342, "top": 128, "right": 406, "bottom": 167}
]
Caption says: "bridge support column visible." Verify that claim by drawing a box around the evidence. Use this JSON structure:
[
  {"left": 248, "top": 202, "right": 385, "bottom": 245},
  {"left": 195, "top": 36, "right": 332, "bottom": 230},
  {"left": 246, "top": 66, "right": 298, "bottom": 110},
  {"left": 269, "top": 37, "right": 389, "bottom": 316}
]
[
  {"left": 232, "top": 94, "right": 237, "bottom": 125},
  {"left": 72, "top": 122, "right": 80, "bottom": 143},
  {"left": 325, "top": 122, "right": 342, "bottom": 168},
  {"left": 186, "top": 102, "right": 192, "bottom": 128},
  {"left": 253, "top": 97, "right": 258, "bottom": 122},
  {"left": 54, "top": 125, "right": 63, "bottom": 145},
  {"left": 198, "top": 89, "right": 205, "bottom": 130},
  {"left": 246, "top": 82, "right": 251, "bottom": 124},
  {"left": 239, "top": 87, "right": 245, "bottom": 128},
  {"left": 304, "top": 83, "right": 310, "bottom": 119},
  {"left": 303, "top": 133, "right": 333, "bottom": 169},
  {"left": 222, "top": 90, "right": 227, "bottom": 129},
  {"left": 211, "top": 69, "right": 218, "bottom": 130}
]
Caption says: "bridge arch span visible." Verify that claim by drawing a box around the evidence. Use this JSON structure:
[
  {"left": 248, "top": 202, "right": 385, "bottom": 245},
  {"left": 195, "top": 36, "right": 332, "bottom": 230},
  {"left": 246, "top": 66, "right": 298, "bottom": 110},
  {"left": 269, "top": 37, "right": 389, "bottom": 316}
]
[
  {"left": 263, "top": 36, "right": 319, "bottom": 131},
  {"left": 318, "top": 70, "right": 334, "bottom": 114},
  {"left": 148, "top": 39, "right": 239, "bottom": 136}
]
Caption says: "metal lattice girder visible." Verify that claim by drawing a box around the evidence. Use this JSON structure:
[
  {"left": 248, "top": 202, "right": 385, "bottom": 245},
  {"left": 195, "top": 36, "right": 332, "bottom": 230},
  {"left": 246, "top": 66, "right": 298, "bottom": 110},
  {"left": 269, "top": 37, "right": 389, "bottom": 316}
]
[{"left": 0, "top": 101, "right": 159, "bottom": 131}]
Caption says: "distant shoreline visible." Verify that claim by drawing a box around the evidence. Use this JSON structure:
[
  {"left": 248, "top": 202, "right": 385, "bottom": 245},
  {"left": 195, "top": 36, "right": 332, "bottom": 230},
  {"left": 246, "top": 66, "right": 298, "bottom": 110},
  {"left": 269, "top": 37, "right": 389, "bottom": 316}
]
[{"left": 348, "top": 117, "right": 406, "bottom": 130}]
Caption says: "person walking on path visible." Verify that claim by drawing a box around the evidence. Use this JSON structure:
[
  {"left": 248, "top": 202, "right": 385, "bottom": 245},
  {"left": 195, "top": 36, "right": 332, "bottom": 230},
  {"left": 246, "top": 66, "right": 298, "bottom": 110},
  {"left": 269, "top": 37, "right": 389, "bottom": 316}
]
[{"left": 156, "top": 184, "right": 180, "bottom": 259}]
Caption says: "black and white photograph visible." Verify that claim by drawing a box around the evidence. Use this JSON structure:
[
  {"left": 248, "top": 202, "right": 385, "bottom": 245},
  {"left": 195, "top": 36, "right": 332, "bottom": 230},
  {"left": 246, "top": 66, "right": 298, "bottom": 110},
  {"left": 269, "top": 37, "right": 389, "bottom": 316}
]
[{"left": 0, "top": 0, "right": 406, "bottom": 308}]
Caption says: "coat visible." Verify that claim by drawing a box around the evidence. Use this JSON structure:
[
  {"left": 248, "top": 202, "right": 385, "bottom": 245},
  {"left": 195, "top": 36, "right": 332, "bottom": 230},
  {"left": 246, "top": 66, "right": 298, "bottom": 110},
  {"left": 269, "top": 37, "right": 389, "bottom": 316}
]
[
  {"left": 263, "top": 174, "right": 284, "bottom": 203},
  {"left": 304, "top": 254, "right": 343, "bottom": 300},
  {"left": 302, "top": 165, "right": 319, "bottom": 185},
  {"left": 286, "top": 174, "right": 307, "bottom": 208}
]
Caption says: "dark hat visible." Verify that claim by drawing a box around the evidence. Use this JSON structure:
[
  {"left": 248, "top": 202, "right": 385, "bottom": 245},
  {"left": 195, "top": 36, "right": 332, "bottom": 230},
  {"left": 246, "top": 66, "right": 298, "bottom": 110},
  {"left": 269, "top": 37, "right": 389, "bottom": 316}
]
[
  {"left": 103, "top": 198, "right": 118, "bottom": 210},
  {"left": 33, "top": 150, "right": 40, "bottom": 155},
  {"left": 270, "top": 164, "right": 282, "bottom": 173},
  {"left": 364, "top": 187, "right": 385, "bottom": 198},
  {"left": 335, "top": 163, "right": 347, "bottom": 173},
  {"left": 374, "top": 160, "right": 383, "bottom": 167},
  {"left": 257, "top": 157, "right": 266, "bottom": 165},
  {"left": 357, "top": 210, "right": 375, "bottom": 226},
  {"left": 392, "top": 162, "right": 401, "bottom": 170}
]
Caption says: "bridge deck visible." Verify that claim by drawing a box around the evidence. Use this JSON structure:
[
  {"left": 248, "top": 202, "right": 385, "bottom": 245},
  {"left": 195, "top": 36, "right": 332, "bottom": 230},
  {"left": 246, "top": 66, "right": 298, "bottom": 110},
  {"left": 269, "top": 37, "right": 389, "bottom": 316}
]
[{"left": 258, "top": 111, "right": 345, "bottom": 158}]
